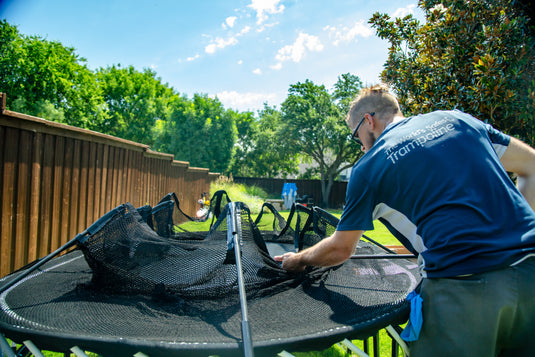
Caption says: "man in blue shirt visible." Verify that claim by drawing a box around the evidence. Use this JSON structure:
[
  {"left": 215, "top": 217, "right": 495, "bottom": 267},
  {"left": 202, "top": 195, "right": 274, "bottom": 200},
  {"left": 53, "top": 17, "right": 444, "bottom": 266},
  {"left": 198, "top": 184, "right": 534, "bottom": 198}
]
[{"left": 275, "top": 84, "right": 535, "bottom": 356}]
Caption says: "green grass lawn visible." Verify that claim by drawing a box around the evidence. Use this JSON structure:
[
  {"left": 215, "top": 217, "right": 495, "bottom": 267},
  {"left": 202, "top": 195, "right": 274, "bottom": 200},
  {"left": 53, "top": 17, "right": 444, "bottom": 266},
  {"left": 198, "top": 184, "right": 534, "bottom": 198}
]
[{"left": 177, "top": 208, "right": 402, "bottom": 247}]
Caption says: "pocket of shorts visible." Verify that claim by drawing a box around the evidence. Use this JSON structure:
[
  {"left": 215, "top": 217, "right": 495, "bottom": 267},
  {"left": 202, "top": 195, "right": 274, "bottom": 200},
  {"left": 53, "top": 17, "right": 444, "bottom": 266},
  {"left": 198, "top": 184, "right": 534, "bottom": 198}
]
[{"left": 446, "top": 274, "right": 486, "bottom": 284}]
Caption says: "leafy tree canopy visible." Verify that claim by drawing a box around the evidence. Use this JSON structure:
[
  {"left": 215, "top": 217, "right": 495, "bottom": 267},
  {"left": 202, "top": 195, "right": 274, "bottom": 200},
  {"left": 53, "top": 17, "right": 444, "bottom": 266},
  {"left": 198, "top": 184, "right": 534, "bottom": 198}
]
[
  {"left": 152, "top": 94, "right": 237, "bottom": 173},
  {"left": 370, "top": 0, "right": 535, "bottom": 143},
  {"left": 0, "top": 20, "right": 107, "bottom": 130},
  {"left": 96, "top": 65, "right": 177, "bottom": 144},
  {"left": 279, "top": 75, "right": 363, "bottom": 206},
  {"left": 229, "top": 103, "right": 299, "bottom": 178}
]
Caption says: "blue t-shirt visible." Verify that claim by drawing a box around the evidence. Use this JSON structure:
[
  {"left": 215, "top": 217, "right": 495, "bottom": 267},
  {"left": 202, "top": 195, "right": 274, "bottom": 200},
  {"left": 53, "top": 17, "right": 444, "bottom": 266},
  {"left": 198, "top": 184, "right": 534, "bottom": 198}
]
[{"left": 338, "top": 110, "right": 535, "bottom": 278}]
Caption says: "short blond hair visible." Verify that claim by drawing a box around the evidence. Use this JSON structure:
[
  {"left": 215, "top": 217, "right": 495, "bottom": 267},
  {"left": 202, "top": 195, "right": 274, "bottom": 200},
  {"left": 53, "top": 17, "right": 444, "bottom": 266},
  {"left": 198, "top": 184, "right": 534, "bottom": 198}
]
[{"left": 346, "top": 84, "right": 401, "bottom": 127}]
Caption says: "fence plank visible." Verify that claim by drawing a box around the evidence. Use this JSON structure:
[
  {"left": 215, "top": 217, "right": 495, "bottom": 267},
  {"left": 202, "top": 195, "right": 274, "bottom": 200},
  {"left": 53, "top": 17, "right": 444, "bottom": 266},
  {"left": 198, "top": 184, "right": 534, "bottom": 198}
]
[
  {"left": 28, "top": 132, "right": 43, "bottom": 262},
  {"left": 14, "top": 130, "right": 32, "bottom": 270},
  {"left": 85, "top": 141, "right": 96, "bottom": 225},
  {"left": 38, "top": 134, "right": 55, "bottom": 257},
  {"left": 131, "top": 151, "right": 142, "bottom": 206},
  {"left": 77, "top": 140, "right": 89, "bottom": 233},
  {"left": 109, "top": 147, "right": 118, "bottom": 209},
  {"left": 99, "top": 144, "right": 109, "bottom": 216},
  {"left": 50, "top": 136, "right": 65, "bottom": 252},
  {"left": 60, "top": 137, "right": 74, "bottom": 247},
  {"left": 1, "top": 127, "right": 17, "bottom": 276},
  {"left": 124, "top": 149, "right": 133, "bottom": 205},
  {"left": 116, "top": 147, "right": 125, "bottom": 206},
  {"left": 69, "top": 139, "right": 81, "bottom": 239},
  {"left": 93, "top": 143, "right": 103, "bottom": 220}
]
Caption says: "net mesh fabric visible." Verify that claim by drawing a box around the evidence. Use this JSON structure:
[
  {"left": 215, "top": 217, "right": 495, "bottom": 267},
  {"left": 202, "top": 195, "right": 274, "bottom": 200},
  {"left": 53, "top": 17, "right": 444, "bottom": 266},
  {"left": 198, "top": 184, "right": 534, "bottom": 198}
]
[
  {"left": 150, "top": 190, "right": 231, "bottom": 240},
  {"left": 79, "top": 201, "right": 307, "bottom": 307},
  {"left": 0, "top": 191, "right": 420, "bottom": 356},
  {"left": 255, "top": 203, "right": 317, "bottom": 251}
]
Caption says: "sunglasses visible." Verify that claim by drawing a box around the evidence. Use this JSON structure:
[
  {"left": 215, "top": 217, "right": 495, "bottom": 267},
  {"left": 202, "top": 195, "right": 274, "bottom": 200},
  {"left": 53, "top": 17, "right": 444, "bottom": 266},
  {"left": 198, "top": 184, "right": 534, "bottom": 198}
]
[{"left": 351, "top": 112, "right": 375, "bottom": 146}]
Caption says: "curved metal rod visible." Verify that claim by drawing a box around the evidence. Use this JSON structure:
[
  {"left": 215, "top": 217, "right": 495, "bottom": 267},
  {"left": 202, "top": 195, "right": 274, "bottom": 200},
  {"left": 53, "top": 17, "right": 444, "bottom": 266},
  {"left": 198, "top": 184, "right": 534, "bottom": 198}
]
[{"left": 350, "top": 254, "right": 416, "bottom": 259}]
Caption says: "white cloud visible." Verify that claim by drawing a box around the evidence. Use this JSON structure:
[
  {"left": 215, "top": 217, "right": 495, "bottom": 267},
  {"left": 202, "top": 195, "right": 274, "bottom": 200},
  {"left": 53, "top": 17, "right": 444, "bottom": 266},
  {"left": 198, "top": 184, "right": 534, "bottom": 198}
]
[
  {"left": 239, "top": 26, "right": 252, "bottom": 35},
  {"left": 253, "top": 68, "right": 262, "bottom": 75},
  {"left": 225, "top": 16, "right": 237, "bottom": 28},
  {"left": 215, "top": 90, "right": 278, "bottom": 112},
  {"left": 392, "top": 4, "right": 417, "bottom": 18},
  {"left": 205, "top": 36, "right": 239, "bottom": 54},
  {"left": 248, "top": 0, "right": 285, "bottom": 24},
  {"left": 274, "top": 32, "right": 324, "bottom": 66},
  {"left": 208, "top": 24, "right": 250, "bottom": 54},
  {"left": 269, "top": 62, "right": 282, "bottom": 70},
  {"left": 256, "top": 21, "right": 279, "bottom": 33},
  {"left": 325, "top": 20, "right": 373, "bottom": 46},
  {"left": 238, "top": 60, "right": 243, "bottom": 65},
  {"left": 187, "top": 54, "right": 201, "bottom": 61}
]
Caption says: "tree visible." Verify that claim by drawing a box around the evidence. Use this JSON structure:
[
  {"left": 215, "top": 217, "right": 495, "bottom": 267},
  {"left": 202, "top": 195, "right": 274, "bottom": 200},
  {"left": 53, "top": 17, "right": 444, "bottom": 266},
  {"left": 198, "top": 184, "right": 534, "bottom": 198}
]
[
  {"left": 369, "top": 0, "right": 535, "bottom": 144},
  {"left": 280, "top": 77, "right": 362, "bottom": 207},
  {"left": 96, "top": 65, "right": 177, "bottom": 144},
  {"left": 0, "top": 20, "right": 107, "bottom": 130},
  {"left": 152, "top": 94, "right": 237, "bottom": 173},
  {"left": 332, "top": 73, "right": 363, "bottom": 115},
  {"left": 229, "top": 104, "right": 299, "bottom": 178}
]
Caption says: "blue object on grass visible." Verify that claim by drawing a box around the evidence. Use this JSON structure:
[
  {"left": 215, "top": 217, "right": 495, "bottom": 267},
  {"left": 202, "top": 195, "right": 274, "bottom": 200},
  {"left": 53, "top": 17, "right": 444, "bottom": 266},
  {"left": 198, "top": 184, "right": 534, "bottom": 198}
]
[{"left": 281, "top": 183, "right": 297, "bottom": 198}]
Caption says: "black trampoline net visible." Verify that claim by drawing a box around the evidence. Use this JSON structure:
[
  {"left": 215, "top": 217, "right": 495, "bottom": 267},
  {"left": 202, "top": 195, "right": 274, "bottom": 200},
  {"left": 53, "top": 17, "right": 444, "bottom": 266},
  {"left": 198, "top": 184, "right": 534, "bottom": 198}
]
[
  {"left": 0, "top": 191, "right": 420, "bottom": 357},
  {"left": 79, "top": 200, "right": 307, "bottom": 307},
  {"left": 149, "top": 190, "right": 231, "bottom": 240}
]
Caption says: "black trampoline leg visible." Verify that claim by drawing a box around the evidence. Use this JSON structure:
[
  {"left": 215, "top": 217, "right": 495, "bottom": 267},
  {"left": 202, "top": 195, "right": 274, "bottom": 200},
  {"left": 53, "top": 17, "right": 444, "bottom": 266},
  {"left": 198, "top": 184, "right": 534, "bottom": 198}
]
[
  {"left": 392, "top": 337, "right": 398, "bottom": 357},
  {"left": 373, "top": 333, "right": 379, "bottom": 357}
]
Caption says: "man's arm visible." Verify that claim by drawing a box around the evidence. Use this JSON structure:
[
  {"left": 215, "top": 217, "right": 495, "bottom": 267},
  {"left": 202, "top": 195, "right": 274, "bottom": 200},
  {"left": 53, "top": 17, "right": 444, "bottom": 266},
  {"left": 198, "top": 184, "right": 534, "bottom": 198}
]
[
  {"left": 500, "top": 137, "right": 535, "bottom": 208},
  {"left": 274, "top": 230, "right": 363, "bottom": 272}
]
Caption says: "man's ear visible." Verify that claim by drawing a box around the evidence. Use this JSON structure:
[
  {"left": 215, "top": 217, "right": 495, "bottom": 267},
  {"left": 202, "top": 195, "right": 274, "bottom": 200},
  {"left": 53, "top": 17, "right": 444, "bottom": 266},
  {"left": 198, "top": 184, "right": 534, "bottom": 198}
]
[{"left": 367, "top": 113, "right": 377, "bottom": 129}]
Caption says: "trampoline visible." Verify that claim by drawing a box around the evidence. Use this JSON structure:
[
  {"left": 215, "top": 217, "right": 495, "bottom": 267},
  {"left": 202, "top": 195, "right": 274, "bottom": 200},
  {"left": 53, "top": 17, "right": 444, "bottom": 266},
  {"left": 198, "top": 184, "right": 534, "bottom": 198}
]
[{"left": 0, "top": 191, "right": 420, "bottom": 357}]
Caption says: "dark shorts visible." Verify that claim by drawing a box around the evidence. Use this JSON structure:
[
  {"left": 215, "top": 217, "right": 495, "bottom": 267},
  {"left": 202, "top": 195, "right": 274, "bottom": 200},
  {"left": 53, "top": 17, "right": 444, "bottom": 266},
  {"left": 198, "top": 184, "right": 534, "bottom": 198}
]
[{"left": 410, "top": 257, "right": 535, "bottom": 357}]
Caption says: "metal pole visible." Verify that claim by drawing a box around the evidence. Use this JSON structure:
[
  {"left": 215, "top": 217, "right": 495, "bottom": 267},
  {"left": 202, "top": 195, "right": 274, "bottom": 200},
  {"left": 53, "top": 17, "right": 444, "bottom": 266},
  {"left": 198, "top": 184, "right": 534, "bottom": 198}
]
[
  {"left": 227, "top": 202, "right": 254, "bottom": 357},
  {"left": 0, "top": 205, "right": 122, "bottom": 295},
  {"left": 361, "top": 234, "right": 397, "bottom": 254},
  {"left": 0, "top": 238, "right": 79, "bottom": 294},
  {"left": 350, "top": 254, "right": 416, "bottom": 259}
]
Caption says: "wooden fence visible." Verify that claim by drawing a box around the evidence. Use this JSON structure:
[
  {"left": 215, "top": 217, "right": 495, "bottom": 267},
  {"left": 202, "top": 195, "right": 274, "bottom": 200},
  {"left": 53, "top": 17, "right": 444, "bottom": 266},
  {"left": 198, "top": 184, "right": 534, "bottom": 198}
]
[
  {"left": 0, "top": 93, "right": 219, "bottom": 277},
  {"left": 233, "top": 176, "right": 348, "bottom": 209}
]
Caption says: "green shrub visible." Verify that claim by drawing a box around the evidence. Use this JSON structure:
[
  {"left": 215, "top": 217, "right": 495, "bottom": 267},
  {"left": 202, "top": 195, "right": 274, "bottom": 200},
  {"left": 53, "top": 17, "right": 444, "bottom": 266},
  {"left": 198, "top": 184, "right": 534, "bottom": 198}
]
[{"left": 210, "top": 176, "right": 268, "bottom": 215}]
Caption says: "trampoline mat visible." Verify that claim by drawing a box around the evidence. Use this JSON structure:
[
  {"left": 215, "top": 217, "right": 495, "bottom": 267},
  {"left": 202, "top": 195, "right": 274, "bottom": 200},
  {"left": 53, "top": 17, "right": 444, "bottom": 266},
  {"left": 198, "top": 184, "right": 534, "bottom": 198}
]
[{"left": 0, "top": 248, "right": 419, "bottom": 357}]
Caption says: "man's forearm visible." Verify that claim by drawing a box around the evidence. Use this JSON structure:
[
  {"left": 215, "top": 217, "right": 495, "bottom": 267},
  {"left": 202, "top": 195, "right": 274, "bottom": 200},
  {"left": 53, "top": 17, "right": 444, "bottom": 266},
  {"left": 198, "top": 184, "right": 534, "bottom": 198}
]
[
  {"left": 297, "top": 236, "right": 349, "bottom": 267},
  {"left": 275, "top": 230, "right": 363, "bottom": 272},
  {"left": 501, "top": 137, "right": 535, "bottom": 210}
]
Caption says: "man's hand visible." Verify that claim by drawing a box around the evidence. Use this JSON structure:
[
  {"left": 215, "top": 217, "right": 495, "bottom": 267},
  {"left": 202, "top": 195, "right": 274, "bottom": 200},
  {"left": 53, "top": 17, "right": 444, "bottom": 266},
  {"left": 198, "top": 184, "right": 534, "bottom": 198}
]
[{"left": 274, "top": 252, "right": 306, "bottom": 273}]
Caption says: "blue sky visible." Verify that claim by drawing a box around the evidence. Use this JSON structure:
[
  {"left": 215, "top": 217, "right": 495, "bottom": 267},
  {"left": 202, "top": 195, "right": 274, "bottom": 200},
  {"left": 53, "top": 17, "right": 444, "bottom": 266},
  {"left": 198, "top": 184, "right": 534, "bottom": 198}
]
[{"left": 1, "top": 0, "right": 423, "bottom": 113}]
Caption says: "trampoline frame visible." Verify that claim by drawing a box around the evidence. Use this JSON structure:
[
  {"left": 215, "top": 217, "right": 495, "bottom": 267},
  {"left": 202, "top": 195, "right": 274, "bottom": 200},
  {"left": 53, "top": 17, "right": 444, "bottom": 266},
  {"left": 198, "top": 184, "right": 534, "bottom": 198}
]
[{"left": 0, "top": 194, "right": 417, "bottom": 357}]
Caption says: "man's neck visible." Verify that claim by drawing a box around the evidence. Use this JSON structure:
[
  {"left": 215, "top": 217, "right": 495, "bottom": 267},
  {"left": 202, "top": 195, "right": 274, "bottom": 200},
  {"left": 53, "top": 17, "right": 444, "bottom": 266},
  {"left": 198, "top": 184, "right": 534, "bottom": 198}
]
[{"left": 391, "top": 115, "right": 405, "bottom": 124}]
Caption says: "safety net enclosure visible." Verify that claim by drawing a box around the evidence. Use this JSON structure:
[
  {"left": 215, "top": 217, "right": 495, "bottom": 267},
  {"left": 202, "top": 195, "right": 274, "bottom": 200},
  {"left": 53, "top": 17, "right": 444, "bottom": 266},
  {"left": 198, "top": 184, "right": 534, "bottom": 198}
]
[{"left": 0, "top": 191, "right": 420, "bottom": 357}]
